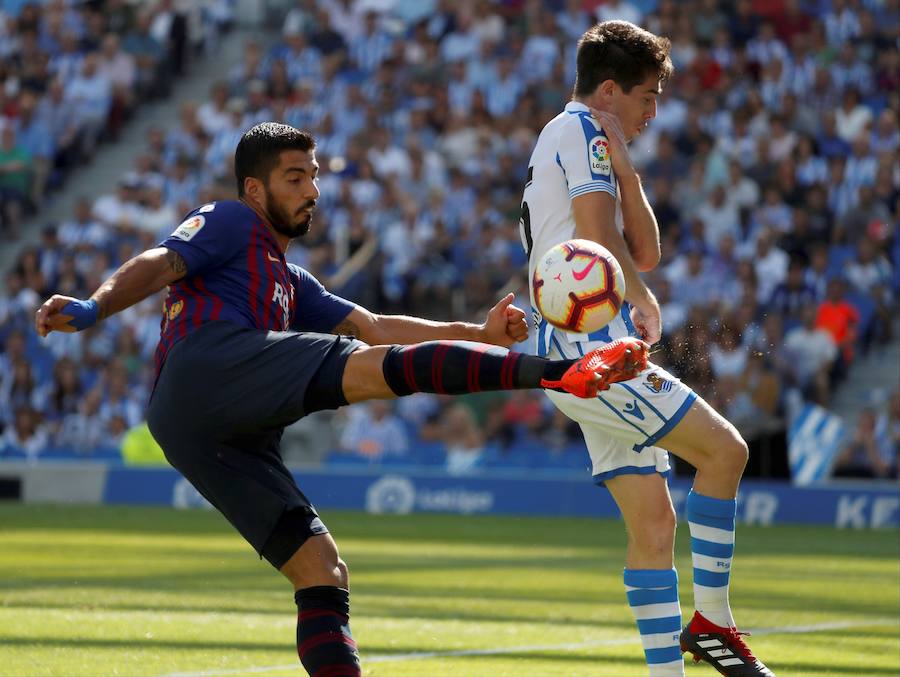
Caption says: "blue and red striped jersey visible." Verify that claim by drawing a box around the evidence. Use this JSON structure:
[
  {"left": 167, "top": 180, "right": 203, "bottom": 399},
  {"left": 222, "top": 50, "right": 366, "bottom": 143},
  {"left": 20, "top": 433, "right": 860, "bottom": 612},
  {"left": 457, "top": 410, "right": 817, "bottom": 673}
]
[{"left": 155, "top": 200, "right": 355, "bottom": 373}]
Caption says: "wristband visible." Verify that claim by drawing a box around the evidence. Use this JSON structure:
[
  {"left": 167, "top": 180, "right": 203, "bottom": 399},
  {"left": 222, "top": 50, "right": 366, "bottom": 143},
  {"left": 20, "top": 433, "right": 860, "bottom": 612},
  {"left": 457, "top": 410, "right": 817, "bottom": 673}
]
[{"left": 62, "top": 299, "right": 100, "bottom": 331}]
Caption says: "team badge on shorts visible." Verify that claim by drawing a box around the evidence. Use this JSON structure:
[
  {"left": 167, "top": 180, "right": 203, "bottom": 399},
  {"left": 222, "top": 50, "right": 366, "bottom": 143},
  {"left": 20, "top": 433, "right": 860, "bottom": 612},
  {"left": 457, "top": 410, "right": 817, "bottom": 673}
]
[{"left": 644, "top": 373, "right": 672, "bottom": 394}]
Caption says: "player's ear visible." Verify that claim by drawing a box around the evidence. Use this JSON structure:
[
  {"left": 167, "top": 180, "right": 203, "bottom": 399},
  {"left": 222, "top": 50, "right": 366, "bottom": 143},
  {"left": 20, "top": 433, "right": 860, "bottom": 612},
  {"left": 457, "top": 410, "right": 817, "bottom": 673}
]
[
  {"left": 597, "top": 79, "right": 616, "bottom": 103},
  {"left": 244, "top": 176, "right": 263, "bottom": 202}
]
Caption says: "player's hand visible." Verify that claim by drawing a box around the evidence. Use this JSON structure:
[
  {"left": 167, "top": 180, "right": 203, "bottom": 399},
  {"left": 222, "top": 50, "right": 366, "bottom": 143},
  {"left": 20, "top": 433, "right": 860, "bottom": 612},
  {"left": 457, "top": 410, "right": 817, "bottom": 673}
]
[
  {"left": 589, "top": 108, "right": 637, "bottom": 180},
  {"left": 35, "top": 295, "right": 98, "bottom": 337},
  {"left": 630, "top": 298, "right": 662, "bottom": 346},
  {"left": 481, "top": 292, "right": 529, "bottom": 348}
]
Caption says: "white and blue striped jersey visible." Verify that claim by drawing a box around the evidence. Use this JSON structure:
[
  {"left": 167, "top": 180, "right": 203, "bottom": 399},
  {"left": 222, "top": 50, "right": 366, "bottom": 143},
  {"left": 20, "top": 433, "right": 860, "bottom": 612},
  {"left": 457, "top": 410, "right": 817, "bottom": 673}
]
[{"left": 521, "top": 101, "right": 639, "bottom": 358}]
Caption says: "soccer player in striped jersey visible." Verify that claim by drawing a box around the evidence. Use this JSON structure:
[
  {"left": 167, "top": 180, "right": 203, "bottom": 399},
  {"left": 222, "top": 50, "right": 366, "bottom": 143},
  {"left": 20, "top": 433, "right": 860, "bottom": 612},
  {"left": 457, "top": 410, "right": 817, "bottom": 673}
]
[
  {"left": 35, "top": 122, "right": 647, "bottom": 676},
  {"left": 520, "top": 22, "right": 774, "bottom": 677}
]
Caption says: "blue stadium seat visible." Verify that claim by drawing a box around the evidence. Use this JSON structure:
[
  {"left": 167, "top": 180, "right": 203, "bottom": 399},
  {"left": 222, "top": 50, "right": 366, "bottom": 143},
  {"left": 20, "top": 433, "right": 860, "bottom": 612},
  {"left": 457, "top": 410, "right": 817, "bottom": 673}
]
[
  {"left": 40, "top": 447, "right": 79, "bottom": 461},
  {"left": 408, "top": 440, "right": 446, "bottom": 466},
  {"left": 324, "top": 451, "right": 373, "bottom": 467},
  {"left": 845, "top": 290, "right": 876, "bottom": 348}
]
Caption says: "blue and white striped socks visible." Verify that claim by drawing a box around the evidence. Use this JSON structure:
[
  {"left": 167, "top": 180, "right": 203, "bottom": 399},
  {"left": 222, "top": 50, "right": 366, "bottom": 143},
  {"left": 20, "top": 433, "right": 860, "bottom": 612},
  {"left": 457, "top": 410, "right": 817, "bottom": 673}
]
[
  {"left": 686, "top": 490, "right": 737, "bottom": 628},
  {"left": 624, "top": 568, "right": 684, "bottom": 676}
]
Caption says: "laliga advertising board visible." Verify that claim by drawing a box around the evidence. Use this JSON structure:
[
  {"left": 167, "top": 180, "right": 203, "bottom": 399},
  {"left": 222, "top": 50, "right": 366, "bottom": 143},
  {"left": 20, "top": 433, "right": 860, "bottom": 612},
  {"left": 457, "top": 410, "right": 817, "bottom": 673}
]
[{"left": 533, "top": 239, "right": 625, "bottom": 333}]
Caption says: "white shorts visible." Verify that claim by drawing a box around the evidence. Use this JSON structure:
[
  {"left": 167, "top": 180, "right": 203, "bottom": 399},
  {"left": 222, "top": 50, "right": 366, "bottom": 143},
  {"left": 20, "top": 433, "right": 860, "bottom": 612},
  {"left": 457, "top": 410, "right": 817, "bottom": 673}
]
[{"left": 546, "top": 349, "right": 696, "bottom": 484}]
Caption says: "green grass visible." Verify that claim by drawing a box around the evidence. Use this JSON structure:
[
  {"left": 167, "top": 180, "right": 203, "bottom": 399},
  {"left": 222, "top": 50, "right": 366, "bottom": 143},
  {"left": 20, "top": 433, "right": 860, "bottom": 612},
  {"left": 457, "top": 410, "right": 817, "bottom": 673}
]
[{"left": 0, "top": 504, "right": 898, "bottom": 676}]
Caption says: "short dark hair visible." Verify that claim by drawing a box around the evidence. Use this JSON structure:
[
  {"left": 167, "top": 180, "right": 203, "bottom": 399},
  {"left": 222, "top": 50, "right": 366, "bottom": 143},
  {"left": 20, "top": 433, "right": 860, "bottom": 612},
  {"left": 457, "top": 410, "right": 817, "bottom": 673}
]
[
  {"left": 574, "top": 21, "right": 674, "bottom": 97},
  {"left": 234, "top": 122, "right": 316, "bottom": 196}
]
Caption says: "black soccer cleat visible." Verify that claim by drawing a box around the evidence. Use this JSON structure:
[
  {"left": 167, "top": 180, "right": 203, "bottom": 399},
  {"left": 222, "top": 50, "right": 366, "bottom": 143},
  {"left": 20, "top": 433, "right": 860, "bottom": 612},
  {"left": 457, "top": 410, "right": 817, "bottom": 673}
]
[{"left": 680, "top": 611, "right": 775, "bottom": 676}]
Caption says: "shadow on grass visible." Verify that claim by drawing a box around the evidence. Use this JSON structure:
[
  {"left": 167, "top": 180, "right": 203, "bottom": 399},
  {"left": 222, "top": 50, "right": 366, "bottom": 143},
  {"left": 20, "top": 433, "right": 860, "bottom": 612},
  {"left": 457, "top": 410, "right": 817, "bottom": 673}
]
[
  {"left": 0, "top": 599, "right": 635, "bottom": 630},
  {"left": 5, "top": 568, "right": 897, "bottom": 618},
  {"left": 767, "top": 660, "right": 900, "bottom": 675},
  {"left": 367, "top": 648, "right": 650, "bottom": 666},
  {"left": 0, "top": 636, "right": 284, "bottom": 652}
]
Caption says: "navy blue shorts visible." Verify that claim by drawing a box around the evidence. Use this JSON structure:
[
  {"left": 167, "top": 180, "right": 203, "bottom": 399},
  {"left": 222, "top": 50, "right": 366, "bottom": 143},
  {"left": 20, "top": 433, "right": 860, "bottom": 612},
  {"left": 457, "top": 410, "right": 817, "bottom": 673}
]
[{"left": 147, "top": 321, "right": 365, "bottom": 568}]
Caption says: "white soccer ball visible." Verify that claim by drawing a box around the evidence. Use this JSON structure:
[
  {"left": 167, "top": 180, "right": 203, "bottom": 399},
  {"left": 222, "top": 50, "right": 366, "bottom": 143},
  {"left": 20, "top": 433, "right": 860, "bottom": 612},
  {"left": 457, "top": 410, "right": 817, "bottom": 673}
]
[{"left": 533, "top": 238, "right": 625, "bottom": 333}]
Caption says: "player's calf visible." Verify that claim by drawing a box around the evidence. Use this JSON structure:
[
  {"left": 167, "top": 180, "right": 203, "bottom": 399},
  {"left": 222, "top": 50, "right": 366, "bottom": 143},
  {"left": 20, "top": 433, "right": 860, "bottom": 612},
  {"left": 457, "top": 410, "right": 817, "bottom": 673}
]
[
  {"left": 377, "top": 336, "right": 648, "bottom": 400},
  {"left": 295, "top": 585, "right": 361, "bottom": 677}
]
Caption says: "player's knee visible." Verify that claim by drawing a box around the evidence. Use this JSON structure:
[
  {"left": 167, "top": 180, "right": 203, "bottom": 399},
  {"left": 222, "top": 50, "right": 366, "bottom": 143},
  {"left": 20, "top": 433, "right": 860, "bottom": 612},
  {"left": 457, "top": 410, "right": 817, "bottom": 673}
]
[
  {"left": 720, "top": 433, "right": 749, "bottom": 477},
  {"left": 336, "top": 557, "right": 349, "bottom": 588},
  {"left": 695, "top": 425, "right": 748, "bottom": 479},
  {"left": 312, "top": 552, "right": 348, "bottom": 588}
]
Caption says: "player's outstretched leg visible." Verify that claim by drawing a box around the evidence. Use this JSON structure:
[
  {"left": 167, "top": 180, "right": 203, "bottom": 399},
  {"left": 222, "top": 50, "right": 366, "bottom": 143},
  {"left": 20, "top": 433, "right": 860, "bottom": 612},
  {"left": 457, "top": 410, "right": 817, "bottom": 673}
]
[
  {"left": 342, "top": 336, "right": 648, "bottom": 403},
  {"left": 656, "top": 399, "right": 774, "bottom": 676}
]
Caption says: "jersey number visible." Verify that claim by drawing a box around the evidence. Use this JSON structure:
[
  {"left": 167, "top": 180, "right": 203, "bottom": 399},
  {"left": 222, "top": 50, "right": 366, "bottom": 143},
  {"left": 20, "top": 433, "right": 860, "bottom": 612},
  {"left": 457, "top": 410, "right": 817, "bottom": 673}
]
[{"left": 519, "top": 166, "right": 534, "bottom": 260}]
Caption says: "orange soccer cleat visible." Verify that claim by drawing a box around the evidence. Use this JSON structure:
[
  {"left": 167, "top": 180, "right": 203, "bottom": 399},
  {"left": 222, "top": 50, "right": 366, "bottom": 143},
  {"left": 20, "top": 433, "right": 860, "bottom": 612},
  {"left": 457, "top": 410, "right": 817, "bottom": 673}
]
[{"left": 541, "top": 336, "right": 649, "bottom": 398}]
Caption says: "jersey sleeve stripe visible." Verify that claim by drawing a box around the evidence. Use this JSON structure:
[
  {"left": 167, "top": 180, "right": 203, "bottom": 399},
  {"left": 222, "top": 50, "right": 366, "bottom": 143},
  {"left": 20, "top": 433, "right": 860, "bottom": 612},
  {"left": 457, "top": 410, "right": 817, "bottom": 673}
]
[{"left": 568, "top": 181, "right": 617, "bottom": 200}]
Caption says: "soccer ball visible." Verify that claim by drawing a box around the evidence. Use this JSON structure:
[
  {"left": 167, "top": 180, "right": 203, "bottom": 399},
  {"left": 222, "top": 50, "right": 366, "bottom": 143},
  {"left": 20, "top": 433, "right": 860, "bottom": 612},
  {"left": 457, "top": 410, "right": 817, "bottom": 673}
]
[{"left": 533, "top": 239, "right": 625, "bottom": 333}]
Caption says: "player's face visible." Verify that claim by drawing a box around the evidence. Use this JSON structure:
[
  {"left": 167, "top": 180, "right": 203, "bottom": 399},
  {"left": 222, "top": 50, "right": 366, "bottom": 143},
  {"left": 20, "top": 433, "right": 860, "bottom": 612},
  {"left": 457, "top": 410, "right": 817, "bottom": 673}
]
[
  {"left": 262, "top": 149, "right": 320, "bottom": 238},
  {"left": 612, "top": 73, "right": 661, "bottom": 142}
]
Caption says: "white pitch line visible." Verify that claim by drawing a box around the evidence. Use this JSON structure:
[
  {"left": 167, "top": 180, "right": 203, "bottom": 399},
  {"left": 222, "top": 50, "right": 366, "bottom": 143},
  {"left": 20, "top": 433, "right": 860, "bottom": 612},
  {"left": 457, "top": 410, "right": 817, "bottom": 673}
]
[{"left": 162, "top": 618, "right": 898, "bottom": 677}]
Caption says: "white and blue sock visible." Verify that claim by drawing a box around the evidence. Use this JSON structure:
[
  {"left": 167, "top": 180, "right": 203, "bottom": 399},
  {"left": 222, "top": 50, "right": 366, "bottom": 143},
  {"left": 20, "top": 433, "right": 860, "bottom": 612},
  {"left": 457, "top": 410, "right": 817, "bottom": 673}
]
[
  {"left": 686, "top": 490, "right": 736, "bottom": 628},
  {"left": 624, "top": 568, "right": 684, "bottom": 676}
]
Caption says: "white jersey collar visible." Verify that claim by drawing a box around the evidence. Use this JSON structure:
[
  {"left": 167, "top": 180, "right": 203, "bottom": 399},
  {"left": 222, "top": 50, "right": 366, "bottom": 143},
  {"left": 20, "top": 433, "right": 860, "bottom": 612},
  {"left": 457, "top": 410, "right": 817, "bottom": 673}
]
[{"left": 564, "top": 101, "right": 590, "bottom": 113}]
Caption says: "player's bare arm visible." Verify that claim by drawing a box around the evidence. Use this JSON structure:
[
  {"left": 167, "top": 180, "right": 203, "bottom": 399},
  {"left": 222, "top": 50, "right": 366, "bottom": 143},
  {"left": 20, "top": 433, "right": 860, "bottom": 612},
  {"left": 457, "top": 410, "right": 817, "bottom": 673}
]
[
  {"left": 334, "top": 293, "right": 528, "bottom": 348},
  {"left": 572, "top": 191, "right": 661, "bottom": 344},
  {"left": 590, "top": 108, "right": 660, "bottom": 272},
  {"left": 35, "top": 246, "right": 187, "bottom": 337}
]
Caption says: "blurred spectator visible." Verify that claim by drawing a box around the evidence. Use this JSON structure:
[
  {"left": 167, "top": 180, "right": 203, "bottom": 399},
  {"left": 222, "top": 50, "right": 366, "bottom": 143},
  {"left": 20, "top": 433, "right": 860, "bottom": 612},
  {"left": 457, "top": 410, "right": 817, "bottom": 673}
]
[
  {"left": 883, "top": 391, "right": 900, "bottom": 473},
  {"left": 442, "top": 403, "right": 485, "bottom": 475},
  {"left": 0, "top": 354, "right": 47, "bottom": 426},
  {"left": 710, "top": 322, "right": 747, "bottom": 379},
  {"left": 783, "top": 306, "right": 837, "bottom": 405},
  {"left": 695, "top": 183, "right": 740, "bottom": 248},
  {"left": 845, "top": 236, "right": 893, "bottom": 296},
  {"left": 835, "top": 88, "right": 872, "bottom": 144},
  {"left": 815, "top": 278, "right": 859, "bottom": 374},
  {"left": 65, "top": 52, "right": 112, "bottom": 158},
  {"left": 0, "top": 123, "right": 31, "bottom": 236},
  {"left": 769, "top": 258, "right": 816, "bottom": 330},
  {"left": 43, "top": 356, "right": 82, "bottom": 435},
  {"left": 833, "top": 409, "right": 895, "bottom": 479},
  {"left": 56, "top": 387, "right": 104, "bottom": 454},
  {"left": 338, "top": 400, "right": 409, "bottom": 459},
  {"left": 750, "top": 228, "right": 789, "bottom": 303},
  {"left": 97, "top": 33, "right": 136, "bottom": 137},
  {"left": 12, "top": 91, "right": 52, "bottom": 203},
  {"left": 1, "top": 406, "right": 49, "bottom": 461}
]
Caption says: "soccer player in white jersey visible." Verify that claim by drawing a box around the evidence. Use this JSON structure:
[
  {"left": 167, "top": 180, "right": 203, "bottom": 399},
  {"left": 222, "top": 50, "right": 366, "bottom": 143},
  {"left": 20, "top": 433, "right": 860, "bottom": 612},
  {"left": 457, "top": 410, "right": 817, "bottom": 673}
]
[{"left": 520, "top": 21, "right": 774, "bottom": 677}]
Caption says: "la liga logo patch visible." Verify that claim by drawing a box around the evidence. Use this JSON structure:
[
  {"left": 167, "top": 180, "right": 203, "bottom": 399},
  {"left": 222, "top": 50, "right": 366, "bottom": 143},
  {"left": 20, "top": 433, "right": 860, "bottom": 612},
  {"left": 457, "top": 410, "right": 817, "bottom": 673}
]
[
  {"left": 591, "top": 136, "right": 609, "bottom": 161},
  {"left": 589, "top": 135, "right": 611, "bottom": 175},
  {"left": 172, "top": 214, "right": 206, "bottom": 241}
]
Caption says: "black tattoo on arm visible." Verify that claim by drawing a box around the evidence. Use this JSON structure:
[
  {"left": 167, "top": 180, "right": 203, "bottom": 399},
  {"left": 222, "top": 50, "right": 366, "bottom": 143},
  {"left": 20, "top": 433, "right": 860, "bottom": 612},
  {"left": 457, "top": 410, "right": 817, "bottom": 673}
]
[
  {"left": 333, "top": 319, "right": 361, "bottom": 338},
  {"left": 166, "top": 249, "right": 187, "bottom": 277}
]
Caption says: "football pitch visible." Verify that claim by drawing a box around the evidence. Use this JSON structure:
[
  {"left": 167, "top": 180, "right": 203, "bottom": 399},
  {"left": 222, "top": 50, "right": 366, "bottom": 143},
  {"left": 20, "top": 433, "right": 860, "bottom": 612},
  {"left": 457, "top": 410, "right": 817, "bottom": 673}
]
[{"left": 1, "top": 504, "right": 897, "bottom": 677}]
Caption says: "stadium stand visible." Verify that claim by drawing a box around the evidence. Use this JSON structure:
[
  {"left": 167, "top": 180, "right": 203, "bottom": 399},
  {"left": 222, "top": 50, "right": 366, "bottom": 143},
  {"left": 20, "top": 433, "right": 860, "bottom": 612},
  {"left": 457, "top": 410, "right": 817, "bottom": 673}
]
[{"left": 1, "top": 0, "right": 897, "bottom": 482}]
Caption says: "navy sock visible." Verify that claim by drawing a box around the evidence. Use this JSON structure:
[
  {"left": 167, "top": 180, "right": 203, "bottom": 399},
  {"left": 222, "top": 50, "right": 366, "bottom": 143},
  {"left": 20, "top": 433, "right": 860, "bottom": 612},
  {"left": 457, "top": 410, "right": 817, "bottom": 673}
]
[
  {"left": 295, "top": 586, "right": 361, "bottom": 677},
  {"left": 382, "top": 340, "right": 574, "bottom": 396}
]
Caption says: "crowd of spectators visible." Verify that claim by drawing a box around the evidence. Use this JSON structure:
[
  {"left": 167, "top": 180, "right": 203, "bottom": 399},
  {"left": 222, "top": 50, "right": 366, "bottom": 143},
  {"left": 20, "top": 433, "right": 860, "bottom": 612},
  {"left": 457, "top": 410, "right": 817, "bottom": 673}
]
[
  {"left": 0, "top": 0, "right": 233, "bottom": 237},
  {"left": 0, "top": 0, "right": 897, "bottom": 480}
]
